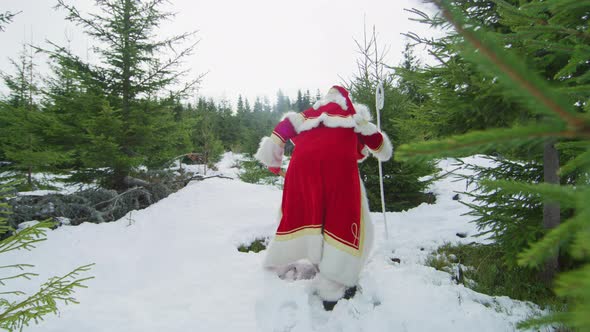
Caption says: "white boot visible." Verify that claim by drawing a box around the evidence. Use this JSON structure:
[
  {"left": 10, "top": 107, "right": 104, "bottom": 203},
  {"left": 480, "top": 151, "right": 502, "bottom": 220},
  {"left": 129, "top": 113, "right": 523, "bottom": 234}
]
[
  {"left": 272, "top": 261, "right": 319, "bottom": 281},
  {"left": 311, "top": 273, "right": 345, "bottom": 301}
]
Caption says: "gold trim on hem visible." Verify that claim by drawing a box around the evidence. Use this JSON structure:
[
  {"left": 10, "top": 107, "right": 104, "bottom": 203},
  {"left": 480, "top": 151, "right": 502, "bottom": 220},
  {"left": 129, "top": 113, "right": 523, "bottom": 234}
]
[
  {"left": 324, "top": 229, "right": 359, "bottom": 250},
  {"left": 323, "top": 233, "right": 361, "bottom": 257},
  {"left": 275, "top": 226, "right": 322, "bottom": 241}
]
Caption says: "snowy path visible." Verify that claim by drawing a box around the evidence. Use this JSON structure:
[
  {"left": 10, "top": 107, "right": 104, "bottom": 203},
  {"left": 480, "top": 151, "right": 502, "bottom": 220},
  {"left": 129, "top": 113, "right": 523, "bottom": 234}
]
[{"left": 1, "top": 155, "right": 545, "bottom": 331}]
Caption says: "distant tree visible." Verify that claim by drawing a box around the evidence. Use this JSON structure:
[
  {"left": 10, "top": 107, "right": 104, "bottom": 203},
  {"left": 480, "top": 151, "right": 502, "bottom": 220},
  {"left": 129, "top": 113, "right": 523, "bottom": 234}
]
[
  {"left": 294, "top": 90, "right": 304, "bottom": 112},
  {"left": 236, "top": 95, "right": 247, "bottom": 114},
  {"left": 190, "top": 98, "right": 224, "bottom": 164},
  {"left": 293, "top": 89, "right": 312, "bottom": 112},
  {"left": 244, "top": 98, "right": 251, "bottom": 113},
  {"left": 303, "top": 90, "right": 312, "bottom": 109},
  {"left": 274, "top": 90, "right": 291, "bottom": 113},
  {"left": 262, "top": 96, "right": 272, "bottom": 112},
  {"left": 253, "top": 97, "right": 264, "bottom": 113}
]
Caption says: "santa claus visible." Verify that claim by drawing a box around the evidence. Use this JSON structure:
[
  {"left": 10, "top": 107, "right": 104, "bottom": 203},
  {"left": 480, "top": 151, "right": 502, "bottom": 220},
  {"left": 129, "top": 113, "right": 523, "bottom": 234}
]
[{"left": 255, "top": 85, "right": 392, "bottom": 310}]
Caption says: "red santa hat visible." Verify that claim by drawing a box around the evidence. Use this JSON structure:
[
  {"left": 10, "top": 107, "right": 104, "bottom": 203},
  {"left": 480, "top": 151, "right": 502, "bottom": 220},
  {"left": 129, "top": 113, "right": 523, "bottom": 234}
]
[
  {"left": 313, "top": 85, "right": 355, "bottom": 113},
  {"left": 328, "top": 85, "right": 356, "bottom": 114}
]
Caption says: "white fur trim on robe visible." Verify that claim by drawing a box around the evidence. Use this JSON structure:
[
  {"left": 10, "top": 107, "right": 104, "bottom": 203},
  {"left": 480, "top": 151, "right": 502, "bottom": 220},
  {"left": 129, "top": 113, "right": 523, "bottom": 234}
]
[
  {"left": 281, "top": 103, "right": 393, "bottom": 163},
  {"left": 353, "top": 103, "right": 372, "bottom": 121},
  {"left": 254, "top": 136, "right": 283, "bottom": 167},
  {"left": 284, "top": 103, "right": 382, "bottom": 137},
  {"left": 284, "top": 112, "right": 357, "bottom": 134}
]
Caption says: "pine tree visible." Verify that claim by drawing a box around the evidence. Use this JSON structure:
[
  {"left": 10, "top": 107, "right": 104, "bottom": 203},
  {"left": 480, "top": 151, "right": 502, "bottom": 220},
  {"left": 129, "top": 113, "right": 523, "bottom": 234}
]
[
  {"left": 236, "top": 95, "right": 247, "bottom": 114},
  {"left": 190, "top": 98, "right": 224, "bottom": 165},
  {"left": 49, "top": 0, "right": 201, "bottom": 189},
  {"left": 349, "top": 26, "right": 437, "bottom": 211},
  {"left": 397, "top": 0, "right": 590, "bottom": 329}
]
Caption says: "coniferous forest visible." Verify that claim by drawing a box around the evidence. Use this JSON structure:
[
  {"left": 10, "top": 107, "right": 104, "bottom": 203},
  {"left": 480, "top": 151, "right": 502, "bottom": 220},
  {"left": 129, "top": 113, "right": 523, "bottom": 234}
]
[{"left": 1, "top": 0, "right": 589, "bottom": 331}]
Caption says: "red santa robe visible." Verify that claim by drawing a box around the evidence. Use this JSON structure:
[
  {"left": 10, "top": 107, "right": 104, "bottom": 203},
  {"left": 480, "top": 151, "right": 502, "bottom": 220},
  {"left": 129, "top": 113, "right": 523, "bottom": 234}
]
[{"left": 255, "top": 86, "right": 392, "bottom": 296}]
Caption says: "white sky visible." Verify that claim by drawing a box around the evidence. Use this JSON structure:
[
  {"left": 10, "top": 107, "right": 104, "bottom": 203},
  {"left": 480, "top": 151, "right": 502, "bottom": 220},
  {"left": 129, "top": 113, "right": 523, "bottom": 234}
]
[{"left": 0, "top": 0, "right": 439, "bottom": 106}]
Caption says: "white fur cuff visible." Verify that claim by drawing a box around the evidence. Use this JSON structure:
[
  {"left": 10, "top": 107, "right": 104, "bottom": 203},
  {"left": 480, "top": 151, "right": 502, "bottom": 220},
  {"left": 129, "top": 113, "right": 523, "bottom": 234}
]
[
  {"left": 254, "top": 136, "right": 284, "bottom": 167},
  {"left": 370, "top": 132, "right": 393, "bottom": 162}
]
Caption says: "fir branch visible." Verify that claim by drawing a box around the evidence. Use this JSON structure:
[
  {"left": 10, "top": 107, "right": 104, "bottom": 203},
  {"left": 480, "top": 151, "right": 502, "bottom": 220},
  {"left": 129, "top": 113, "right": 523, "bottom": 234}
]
[
  {"left": 0, "top": 270, "right": 39, "bottom": 285},
  {"left": 0, "top": 11, "right": 20, "bottom": 32},
  {"left": 479, "top": 179, "right": 578, "bottom": 209},
  {"left": 0, "top": 264, "right": 94, "bottom": 330},
  {"left": 430, "top": 0, "right": 587, "bottom": 131},
  {"left": 553, "top": 263, "right": 590, "bottom": 330},
  {"left": 518, "top": 212, "right": 586, "bottom": 267},
  {"left": 0, "top": 264, "right": 34, "bottom": 271},
  {"left": 493, "top": 0, "right": 590, "bottom": 42},
  {"left": 396, "top": 124, "right": 570, "bottom": 160},
  {"left": 0, "top": 221, "right": 55, "bottom": 255},
  {"left": 55, "top": 0, "right": 122, "bottom": 49},
  {"left": 517, "top": 311, "right": 571, "bottom": 330},
  {"left": 556, "top": 141, "right": 590, "bottom": 150},
  {"left": 559, "top": 148, "right": 590, "bottom": 175},
  {"left": 571, "top": 222, "right": 590, "bottom": 259}
]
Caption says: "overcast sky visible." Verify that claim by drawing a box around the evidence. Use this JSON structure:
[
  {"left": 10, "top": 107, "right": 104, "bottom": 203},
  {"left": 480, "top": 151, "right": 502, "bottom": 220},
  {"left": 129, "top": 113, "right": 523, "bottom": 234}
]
[{"left": 1, "top": 0, "right": 439, "bottom": 105}]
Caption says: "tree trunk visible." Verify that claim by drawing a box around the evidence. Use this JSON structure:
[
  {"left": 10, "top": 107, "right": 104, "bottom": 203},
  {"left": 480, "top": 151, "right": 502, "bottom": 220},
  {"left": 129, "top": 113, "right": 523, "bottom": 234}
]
[
  {"left": 27, "top": 165, "right": 32, "bottom": 189},
  {"left": 540, "top": 140, "right": 560, "bottom": 284}
]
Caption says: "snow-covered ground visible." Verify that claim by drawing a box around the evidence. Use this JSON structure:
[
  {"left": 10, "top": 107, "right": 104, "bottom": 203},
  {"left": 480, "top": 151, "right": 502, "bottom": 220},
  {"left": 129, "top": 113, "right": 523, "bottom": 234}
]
[{"left": 1, "top": 153, "right": 547, "bottom": 331}]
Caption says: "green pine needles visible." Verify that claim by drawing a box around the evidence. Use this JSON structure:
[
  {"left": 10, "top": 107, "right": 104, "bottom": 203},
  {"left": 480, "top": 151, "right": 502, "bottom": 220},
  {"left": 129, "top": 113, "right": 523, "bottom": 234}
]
[
  {"left": 398, "top": 0, "right": 590, "bottom": 329},
  {"left": 0, "top": 183, "right": 94, "bottom": 331}
]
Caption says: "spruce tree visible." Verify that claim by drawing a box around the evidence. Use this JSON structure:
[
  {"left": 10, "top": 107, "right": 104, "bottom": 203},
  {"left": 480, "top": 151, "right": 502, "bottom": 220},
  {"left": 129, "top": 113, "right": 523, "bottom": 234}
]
[
  {"left": 50, "top": 0, "right": 201, "bottom": 189},
  {"left": 349, "top": 27, "right": 437, "bottom": 211},
  {"left": 189, "top": 98, "right": 224, "bottom": 165},
  {"left": 398, "top": 0, "right": 590, "bottom": 329},
  {"left": 400, "top": 0, "right": 583, "bottom": 283}
]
